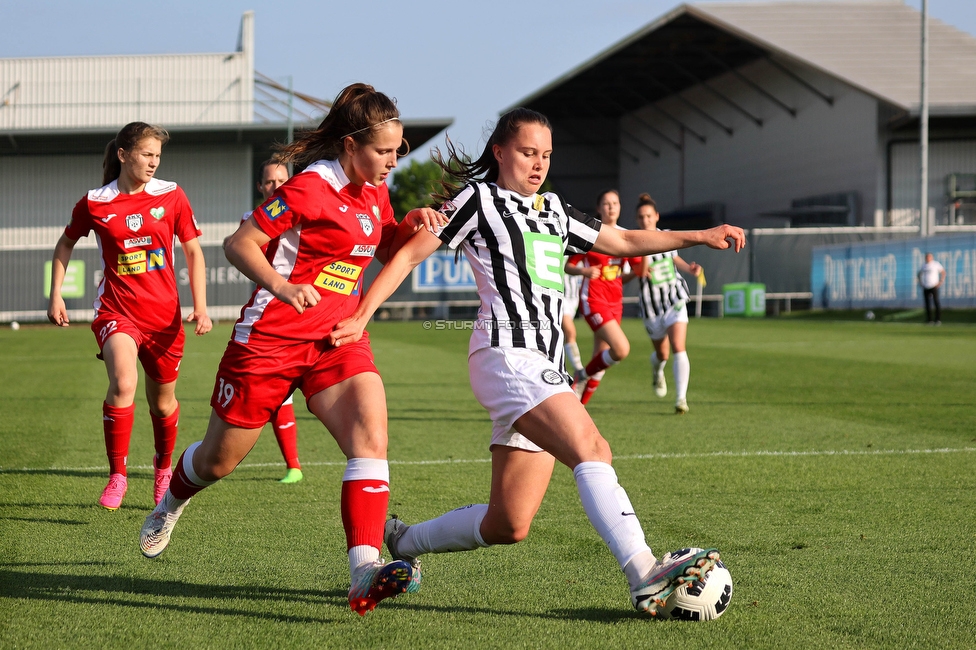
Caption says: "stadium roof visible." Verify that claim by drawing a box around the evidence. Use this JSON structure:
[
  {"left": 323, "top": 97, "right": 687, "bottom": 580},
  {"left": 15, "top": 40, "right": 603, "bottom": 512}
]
[{"left": 515, "top": 1, "right": 976, "bottom": 120}]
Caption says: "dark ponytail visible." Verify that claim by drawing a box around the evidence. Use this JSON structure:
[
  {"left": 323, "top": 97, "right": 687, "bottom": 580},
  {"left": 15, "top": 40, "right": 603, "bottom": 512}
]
[
  {"left": 101, "top": 122, "right": 169, "bottom": 185},
  {"left": 274, "top": 83, "right": 403, "bottom": 168}
]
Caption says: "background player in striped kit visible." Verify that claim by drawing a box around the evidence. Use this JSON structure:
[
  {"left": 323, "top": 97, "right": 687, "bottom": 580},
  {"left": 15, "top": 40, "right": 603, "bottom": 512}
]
[
  {"left": 139, "top": 84, "right": 447, "bottom": 615},
  {"left": 561, "top": 259, "right": 584, "bottom": 374},
  {"left": 330, "top": 107, "right": 745, "bottom": 615},
  {"left": 48, "top": 122, "right": 212, "bottom": 511},
  {"left": 634, "top": 194, "right": 701, "bottom": 414},
  {"left": 568, "top": 189, "right": 644, "bottom": 404}
]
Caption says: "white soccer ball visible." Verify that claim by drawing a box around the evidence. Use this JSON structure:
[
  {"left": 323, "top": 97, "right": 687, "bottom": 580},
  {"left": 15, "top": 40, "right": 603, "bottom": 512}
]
[
  {"left": 657, "top": 553, "right": 733, "bottom": 621},
  {"left": 10, "top": 321, "right": 20, "bottom": 330},
  {"left": 865, "top": 311, "right": 875, "bottom": 321}
]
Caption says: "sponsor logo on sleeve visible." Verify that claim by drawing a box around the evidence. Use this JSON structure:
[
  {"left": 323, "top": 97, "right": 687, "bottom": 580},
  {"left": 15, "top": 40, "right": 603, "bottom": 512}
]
[
  {"left": 150, "top": 206, "right": 165, "bottom": 220},
  {"left": 339, "top": 204, "right": 349, "bottom": 213},
  {"left": 100, "top": 213, "right": 117, "bottom": 224},
  {"left": 440, "top": 200, "right": 457, "bottom": 218},
  {"left": 350, "top": 244, "right": 377, "bottom": 257},
  {"left": 313, "top": 260, "right": 363, "bottom": 296},
  {"left": 261, "top": 197, "right": 289, "bottom": 221},
  {"left": 123, "top": 236, "right": 152, "bottom": 249},
  {"left": 125, "top": 213, "right": 144, "bottom": 232}
]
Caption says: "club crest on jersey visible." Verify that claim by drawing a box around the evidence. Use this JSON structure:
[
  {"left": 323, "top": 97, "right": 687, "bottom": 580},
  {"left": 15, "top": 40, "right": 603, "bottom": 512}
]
[
  {"left": 356, "top": 213, "right": 374, "bottom": 236},
  {"left": 541, "top": 369, "right": 563, "bottom": 385},
  {"left": 125, "top": 213, "right": 144, "bottom": 232},
  {"left": 262, "top": 197, "right": 289, "bottom": 221},
  {"left": 123, "top": 236, "right": 152, "bottom": 249},
  {"left": 350, "top": 244, "right": 377, "bottom": 257},
  {"left": 440, "top": 200, "right": 457, "bottom": 218},
  {"left": 150, "top": 206, "right": 165, "bottom": 220}
]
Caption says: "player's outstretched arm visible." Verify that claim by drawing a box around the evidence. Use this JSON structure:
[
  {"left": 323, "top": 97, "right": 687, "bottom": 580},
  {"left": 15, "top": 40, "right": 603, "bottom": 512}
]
[
  {"left": 380, "top": 207, "right": 449, "bottom": 264},
  {"left": 593, "top": 224, "right": 745, "bottom": 257},
  {"left": 330, "top": 228, "right": 443, "bottom": 346},
  {"left": 225, "top": 219, "right": 321, "bottom": 315},
  {"left": 47, "top": 234, "right": 78, "bottom": 326},
  {"left": 180, "top": 238, "right": 212, "bottom": 335}
]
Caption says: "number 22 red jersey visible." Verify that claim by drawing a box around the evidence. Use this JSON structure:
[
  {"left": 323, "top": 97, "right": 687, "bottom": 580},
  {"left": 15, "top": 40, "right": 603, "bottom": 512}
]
[
  {"left": 233, "top": 159, "right": 398, "bottom": 344},
  {"left": 64, "top": 178, "right": 201, "bottom": 332}
]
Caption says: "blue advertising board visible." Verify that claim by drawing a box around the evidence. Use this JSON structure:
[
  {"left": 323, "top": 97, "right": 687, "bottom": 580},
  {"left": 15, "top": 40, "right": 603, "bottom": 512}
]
[
  {"left": 411, "top": 250, "right": 478, "bottom": 293},
  {"left": 811, "top": 233, "right": 976, "bottom": 309}
]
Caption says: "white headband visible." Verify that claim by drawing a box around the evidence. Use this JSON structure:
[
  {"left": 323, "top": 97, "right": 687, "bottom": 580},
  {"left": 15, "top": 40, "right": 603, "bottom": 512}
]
[{"left": 340, "top": 116, "right": 401, "bottom": 140}]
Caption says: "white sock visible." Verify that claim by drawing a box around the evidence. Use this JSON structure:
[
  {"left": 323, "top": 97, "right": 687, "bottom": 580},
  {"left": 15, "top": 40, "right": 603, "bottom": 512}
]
[
  {"left": 650, "top": 352, "right": 667, "bottom": 377},
  {"left": 573, "top": 461, "right": 652, "bottom": 579},
  {"left": 349, "top": 544, "right": 381, "bottom": 577},
  {"left": 673, "top": 351, "right": 690, "bottom": 400},
  {"left": 565, "top": 342, "right": 583, "bottom": 373},
  {"left": 397, "top": 504, "right": 490, "bottom": 557},
  {"left": 601, "top": 349, "right": 617, "bottom": 367}
]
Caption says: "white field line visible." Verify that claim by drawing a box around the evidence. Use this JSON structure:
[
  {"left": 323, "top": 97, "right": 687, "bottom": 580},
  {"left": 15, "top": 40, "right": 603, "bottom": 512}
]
[{"left": 2, "top": 446, "right": 974, "bottom": 474}]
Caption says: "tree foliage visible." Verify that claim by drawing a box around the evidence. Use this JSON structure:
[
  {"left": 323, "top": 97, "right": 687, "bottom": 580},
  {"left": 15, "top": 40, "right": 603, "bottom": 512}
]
[{"left": 389, "top": 159, "right": 445, "bottom": 222}]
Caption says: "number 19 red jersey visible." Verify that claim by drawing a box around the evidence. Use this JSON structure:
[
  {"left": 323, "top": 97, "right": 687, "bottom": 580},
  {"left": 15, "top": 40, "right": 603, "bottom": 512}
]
[{"left": 233, "top": 159, "right": 398, "bottom": 344}]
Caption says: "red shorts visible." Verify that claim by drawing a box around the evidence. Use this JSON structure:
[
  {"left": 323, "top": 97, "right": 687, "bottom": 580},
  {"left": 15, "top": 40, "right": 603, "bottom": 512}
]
[
  {"left": 91, "top": 311, "right": 185, "bottom": 384},
  {"left": 211, "top": 333, "right": 378, "bottom": 429},
  {"left": 581, "top": 299, "right": 622, "bottom": 332}
]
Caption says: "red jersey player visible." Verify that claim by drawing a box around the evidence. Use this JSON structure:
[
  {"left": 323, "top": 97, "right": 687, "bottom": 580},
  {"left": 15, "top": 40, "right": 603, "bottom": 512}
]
[
  {"left": 48, "top": 122, "right": 212, "bottom": 511},
  {"left": 141, "top": 83, "right": 447, "bottom": 616},
  {"left": 231, "top": 159, "right": 304, "bottom": 484},
  {"left": 567, "top": 189, "right": 643, "bottom": 404}
]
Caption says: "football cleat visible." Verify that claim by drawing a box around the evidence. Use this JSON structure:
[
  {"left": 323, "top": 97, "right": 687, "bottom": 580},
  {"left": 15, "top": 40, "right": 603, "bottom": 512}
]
[
  {"left": 140, "top": 496, "right": 189, "bottom": 558},
  {"left": 279, "top": 468, "right": 304, "bottom": 484},
  {"left": 384, "top": 516, "right": 422, "bottom": 594},
  {"left": 653, "top": 372, "right": 667, "bottom": 398},
  {"left": 99, "top": 473, "right": 128, "bottom": 510},
  {"left": 348, "top": 559, "right": 417, "bottom": 616},
  {"left": 572, "top": 370, "right": 589, "bottom": 399},
  {"left": 675, "top": 398, "right": 689, "bottom": 415},
  {"left": 153, "top": 466, "right": 173, "bottom": 505},
  {"left": 631, "top": 548, "right": 720, "bottom": 616}
]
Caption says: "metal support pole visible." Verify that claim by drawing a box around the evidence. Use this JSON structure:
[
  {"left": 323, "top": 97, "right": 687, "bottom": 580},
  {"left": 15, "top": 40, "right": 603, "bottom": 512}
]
[{"left": 920, "top": 0, "right": 930, "bottom": 236}]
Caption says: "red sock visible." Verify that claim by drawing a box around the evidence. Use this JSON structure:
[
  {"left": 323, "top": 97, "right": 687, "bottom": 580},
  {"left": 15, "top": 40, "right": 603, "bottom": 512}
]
[
  {"left": 340, "top": 459, "right": 390, "bottom": 550},
  {"left": 151, "top": 402, "right": 180, "bottom": 470},
  {"left": 169, "top": 444, "right": 214, "bottom": 500},
  {"left": 584, "top": 349, "right": 616, "bottom": 377},
  {"left": 271, "top": 403, "right": 301, "bottom": 470},
  {"left": 580, "top": 379, "right": 601, "bottom": 405},
  {"left": 103, "top": 402, "right": 134, "bottom": 476}
]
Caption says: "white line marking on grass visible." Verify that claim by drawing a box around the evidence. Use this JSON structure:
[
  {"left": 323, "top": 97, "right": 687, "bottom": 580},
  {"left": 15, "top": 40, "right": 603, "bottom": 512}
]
[{"left": 2, "top": 447, "right": 974, "bottom": 474}]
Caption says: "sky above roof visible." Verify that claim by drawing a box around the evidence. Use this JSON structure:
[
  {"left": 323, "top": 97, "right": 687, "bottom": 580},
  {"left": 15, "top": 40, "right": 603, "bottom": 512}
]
[{"left": 2, "top": 1, "right": 973, "bottom": 162}]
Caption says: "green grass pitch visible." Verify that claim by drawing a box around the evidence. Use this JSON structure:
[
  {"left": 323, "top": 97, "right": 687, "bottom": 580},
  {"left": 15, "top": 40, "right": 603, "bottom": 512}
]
[{"left": 1, "top": 316, "right": 974, "bottom": 648}]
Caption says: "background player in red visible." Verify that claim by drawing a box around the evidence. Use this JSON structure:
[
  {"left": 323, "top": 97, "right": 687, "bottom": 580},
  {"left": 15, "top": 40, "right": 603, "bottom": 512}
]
[
  {"left": 569, "top": 189, "right": 644, "bottom": 404},
  {"left": 140, "top": 83, "right": 446, "bottom": 616},
  {"left": 230, "top": 159, "right": 304, "bottom": 483},
  {"left": 48, "top": 121, "right": 212, "bottom": 511}
]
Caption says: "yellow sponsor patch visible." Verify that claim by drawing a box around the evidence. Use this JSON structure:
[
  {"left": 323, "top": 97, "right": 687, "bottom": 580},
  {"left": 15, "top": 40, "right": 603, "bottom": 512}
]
[
  {"left": 118, "top": 250, "right": 146, "bottom": 265},
  {"left": 533, "top": 194, "right": 545, "bottom": 211},
  {"left": 118, "top": 262, "right": 147, "bottom": 275},
  {"left": 324, "top": 260, "right": 362, "bottom": 280},
  {"left": 601, "top": 264, "right": 622, "bottom": 281},
  {"left": 314, "top": 273, "right": 355, "bottom": 295}
]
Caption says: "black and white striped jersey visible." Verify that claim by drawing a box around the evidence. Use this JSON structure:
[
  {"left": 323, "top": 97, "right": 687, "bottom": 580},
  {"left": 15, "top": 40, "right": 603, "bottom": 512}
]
[
  {"left": 637, "top": 249, "right": 691, "bottom": 319},
  {"left": 437, "top": 182, "right": 602, "bottom": 365}
]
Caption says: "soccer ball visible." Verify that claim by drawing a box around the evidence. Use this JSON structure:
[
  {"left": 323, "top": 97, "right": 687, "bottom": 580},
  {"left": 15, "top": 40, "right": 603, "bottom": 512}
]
[{"left": 657, "top": 553, "right": 733, "bottom": 621}]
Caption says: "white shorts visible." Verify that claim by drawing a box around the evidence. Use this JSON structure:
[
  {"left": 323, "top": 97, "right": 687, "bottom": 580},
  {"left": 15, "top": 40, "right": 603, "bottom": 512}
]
[
  {"left": 468, "top": 346, "right": 574, "bottom": 451},
  {"left": 563, "top": 275, "right": 581, "bottom": 320},
  {"left": 643, "top": 300, "right": 689, "bottom": 341}
]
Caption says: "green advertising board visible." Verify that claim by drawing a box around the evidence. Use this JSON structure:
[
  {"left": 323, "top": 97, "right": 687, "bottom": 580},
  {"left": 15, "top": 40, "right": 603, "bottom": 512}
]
[
  {"left": 723, "top": 282, "right": 765, "bottom": 317},
  {"left": 44, "top": 260, "right": 86, "bottom": 299}
]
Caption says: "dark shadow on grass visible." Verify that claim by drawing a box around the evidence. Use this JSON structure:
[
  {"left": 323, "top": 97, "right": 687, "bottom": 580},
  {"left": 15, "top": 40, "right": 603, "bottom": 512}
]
[
  {"left": 0, "top": 516, "right": 87, "bottom": 525},
  {"left": 0, "top": 569, "right": 348, "bottom": 623},
  {"left": 379, "top": 601, "right": 642, "bottom": 623}
]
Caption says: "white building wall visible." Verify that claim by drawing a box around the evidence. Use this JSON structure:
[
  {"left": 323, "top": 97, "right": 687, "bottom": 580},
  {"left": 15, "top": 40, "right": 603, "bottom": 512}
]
[{"left": 618, "top": 58, "right": 879, "bottom": 227}]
